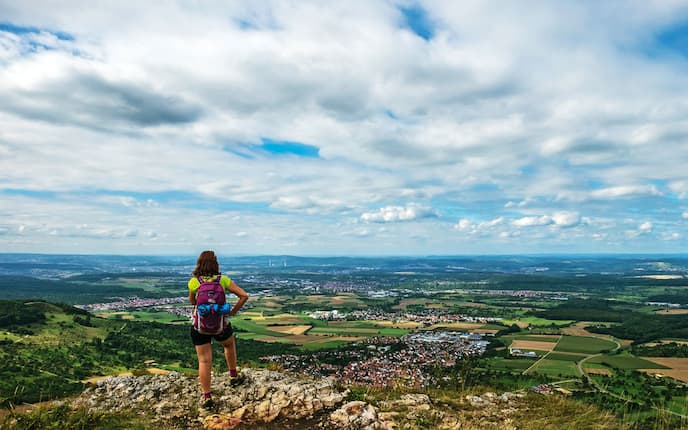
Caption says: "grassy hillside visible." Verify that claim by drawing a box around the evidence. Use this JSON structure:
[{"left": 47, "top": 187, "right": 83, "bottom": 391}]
[{"left": 0, "top": 300, "right": 298, "bottom": 406}]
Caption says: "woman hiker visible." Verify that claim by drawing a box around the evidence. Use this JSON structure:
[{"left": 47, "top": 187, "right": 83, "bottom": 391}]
[{"left": 189, "top": 250, "right": 249, "bottom": 406}]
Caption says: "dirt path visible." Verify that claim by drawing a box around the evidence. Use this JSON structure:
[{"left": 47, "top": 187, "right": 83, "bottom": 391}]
[{"left": 522, "top": 335, "right": 562, "bottom": 375}]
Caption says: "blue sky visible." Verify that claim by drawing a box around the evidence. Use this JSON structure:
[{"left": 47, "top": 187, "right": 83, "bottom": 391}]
[{"left": 0, "top": 1, "right": 687, "bottom": 255}]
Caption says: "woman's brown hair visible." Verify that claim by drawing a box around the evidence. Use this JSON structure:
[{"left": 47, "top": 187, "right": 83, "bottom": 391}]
[{"left": 193, "top": 250, "right": 221, "bottom": 277}]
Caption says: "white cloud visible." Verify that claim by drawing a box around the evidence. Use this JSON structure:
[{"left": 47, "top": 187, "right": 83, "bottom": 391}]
[
  {"left": 511, "top": 212, "right": 581, "bottom": 228},
  {"left": 512, "top": 216, "right": 552, "bottom": 227},
  {"left": 454, "top": 217, "right": 504, "bottom": 234},
  {"left": 670, "top": 181, "right": 688, "bottom": 199},
  {"left": 662, "top": 232, "right": 681, "bottom": 240},
  {"left": 639, "top": 221, "right": 653, "bottom": 232},
  {"left": 589, "top": 185, "right": 662, "bottom": 200},
  {"left": 361, "top": 204, "right": 437, "bottom": 223},
  {"left": 504, "top": 198, "right": 533, "bottom": 208},
  {"left": 456, "top": 219, "right": 472, "bottom": 231},
  {"left": 551, "top": 211, "right": 581, "bottom": 228},
  {"left": 682, "top": 212, "right": 688, "bottom": 219}
]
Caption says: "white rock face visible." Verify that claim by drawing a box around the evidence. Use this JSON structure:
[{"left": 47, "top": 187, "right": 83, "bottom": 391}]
[
  {"left": 72, "top": 368, "right": 527, "bottom": 429},
  {"left": 74, "top": 369, "right": 350, "bottom": 428}
]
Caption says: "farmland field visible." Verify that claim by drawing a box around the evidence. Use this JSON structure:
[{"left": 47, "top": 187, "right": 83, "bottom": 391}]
[
  {"left": 510, "top": 340, "right": 558, "bottom": 352},
  {"left": 423, "top": 322, "right": 483, "bottom": 331},
  {"left": 484, "top": 358, "right": 535, "bottom": 371},
  {"left": 584, "top": 367, "right": 613, "bottom": 376},
  {"left": 554, "top": 336, "right": 617, "bottom": 354},
  {"left": 587, "top": 354, "right": 668, "bottom": 370},
  {"left": 267, "top": 325, "right": 312, "bottom": 335},
  {"left": 639, "top": 358, "right": 688, "bottom": 382},
  {"left": 546, "top": 352, "right": 586, "bottom": 362},
  {"left": 528, "top": 359, "right": 579, "bottom": 378},
  {"left": 501, "top": 316, "right": 574, "bottom": 327}
]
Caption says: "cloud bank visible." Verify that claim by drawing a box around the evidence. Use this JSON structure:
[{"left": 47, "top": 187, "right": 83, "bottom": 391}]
[{"left": 0, "top": 1, "right": 687, "bottom": 254}]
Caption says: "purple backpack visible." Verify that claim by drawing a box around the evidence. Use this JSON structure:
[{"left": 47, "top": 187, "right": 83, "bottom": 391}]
[{"left": 192, "top": 275, "right": 228, "bottom": 335}]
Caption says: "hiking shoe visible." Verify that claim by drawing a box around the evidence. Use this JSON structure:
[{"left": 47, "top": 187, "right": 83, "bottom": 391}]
[
  {"left": 228, "top": 373, "right": 246, "bottom": 387},
  {"left": 200, "top": 393, "right": 214, "bottom": 408}
]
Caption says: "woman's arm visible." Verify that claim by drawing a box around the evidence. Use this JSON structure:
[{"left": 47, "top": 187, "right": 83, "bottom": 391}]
[
  {"left": 228, "top": 281, "right": 249, "bottom": 316},
  {"left": 188, "top": 290, "right": 196, "bottom": 305}
]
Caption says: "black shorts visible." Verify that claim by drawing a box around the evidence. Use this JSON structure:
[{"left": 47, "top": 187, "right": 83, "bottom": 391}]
[{"left": 190, "top": 324, "right": 234, "bottom": 346}]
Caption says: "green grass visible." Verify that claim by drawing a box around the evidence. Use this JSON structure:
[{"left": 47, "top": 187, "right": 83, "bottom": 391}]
[
  {"left": 230, "top": 319, "right": 289, "bottom": 337},
  {"left": 554, "top": 336, "right": 617, "bottom": 354},
  {"left": 484, "top": 358, "right": 536, "bottom": 371},
  {"left": 530, "top": 359, "right": 580, "bottom": 378},
  {"left": 514, "top": 335, "right": 560, "bottom": 342},
  {"left": 501, "top": 334, "right": 560, "bottom": 345},
  {"left": 547, "top": 352, "right": 586, "bottom": 362},
  {"left": 665, "top": 396, "right": 688, "bottom": 415},
  {"left": 501, "top": 316, "right": 573, "bottom": 327},
  {"left": 126, "top": 311, "right": 188, "bottom": 324},
  {"left": 299, "top": 340, "right": 351, "bottom": 350},
  {"left": 234, "top": 332, "right": 267, "bottom": 340},
  {"left": 0, "top": 403, "right": 150, "bottom": 430},
  {"left": 587, "top": 354, "right": 669, "bottom": 369}
]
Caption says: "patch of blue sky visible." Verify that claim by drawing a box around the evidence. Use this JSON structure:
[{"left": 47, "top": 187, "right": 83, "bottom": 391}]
[
  {"left": 655, "top": 20, "right": 688, "bottom": 57},
  {"left": 2, "top": 188, "right": 272, "bottom": 212},
  {"left": 260, "top": 138, "right": 320, "bottom": 157},
  {"left": 519, "top": 165, "right": 537, "bottom": 177},
  {"left": 430, "top": 197, "right": 504, "bottom": 220},
  {"left": 587, "top": 179, "right": 607, "bottom": 189},
  {"left": 0, "top": 22, "right": 74, "bottom": 41},
  {"left": 398, "top": 5, "right": 434, "bottom": 41},
  {"left": 92, "top": 190, "right": 271, "bottom": 212},
  {"left": 469, "top": 183, "right": 502, "bottom": 193},
  {"left": 226, "top": 138, "right": 320, "bottom": 159},
  {"left": 234, "top": 18, "right": 260, "bottom": 31},
  {"left": 1, "top": 189, "right": 58, "bottom": 198},
  {"left": 385, "top": 109, "right": 399, "bottom": 120}
]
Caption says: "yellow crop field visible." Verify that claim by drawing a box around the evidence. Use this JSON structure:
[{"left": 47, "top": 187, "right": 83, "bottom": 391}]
[
  {"left": 510, "top": 340, "right": 557, "bottom": 352},
  {"left": 267, "top": 325, "right": 312, "bottom": 335}
]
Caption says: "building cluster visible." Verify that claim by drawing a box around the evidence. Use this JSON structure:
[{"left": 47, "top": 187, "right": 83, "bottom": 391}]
[
  {"left": 240, "top": 274, "right": 394, "bottom": 294},
  {"left": 307, "top": 310, "right": 345, "bottom": 320},
  {"left": 76, "top": 296, "right": 187, "bottom": 312},
  {"left": 510, "top": 349, "right": 538, "bottom": 358},
  {"left": 339, "top": 309, "right": 502, "bottom": 326},
  {"left": 260, "top": 332, "right": 489, "bottom": 388}
]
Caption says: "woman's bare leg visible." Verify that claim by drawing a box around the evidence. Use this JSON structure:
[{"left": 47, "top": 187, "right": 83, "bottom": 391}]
[
  {"left": 195, "top": 343, "right": 213, "bottom": 394},
  {"left": 221, "top": 335, "right": 237, "bottom": 372}
]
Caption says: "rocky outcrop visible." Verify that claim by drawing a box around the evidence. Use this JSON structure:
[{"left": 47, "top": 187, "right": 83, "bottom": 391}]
[
  {"left": 74, "top": 368, "right": 350, "bottom": 429},
  {"left": 73, "top": 368, "right": 527, "bottom": 429}
]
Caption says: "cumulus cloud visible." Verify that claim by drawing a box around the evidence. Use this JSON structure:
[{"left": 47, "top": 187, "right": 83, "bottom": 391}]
[
  {"left": 589, "top": 185, "right": 662, "bottom": 200},
  {"left": 639, "top": 221, "right": 653, "bottom": 232},
  {"left": 670, "top": 181, "right": 688, "bottom": 199},
  {"left": 511, "top": 212, "right": 581, "bottom": 228},
  {"left": 512, "top": 216, "right": 553, "bottom": 227},
  {"left": 663, "top": 232, "right": 681, "bottom": 240},
  {"left": 455, "top": 217, "right": 504, "bottom": 234},
  {"left": 361, "top": 204, "right": 437, "bottom": 223},
  {"left": 551, "top": 211, "right": 581, "bottom": 227}
]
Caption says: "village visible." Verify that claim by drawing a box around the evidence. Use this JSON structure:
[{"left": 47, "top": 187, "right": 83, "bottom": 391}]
[
  {"left": 260, "top": 331, "right": 489, "bottom": 388},
  {"left": 309, "top": 308, "right": 502, "bottom": 327}
]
